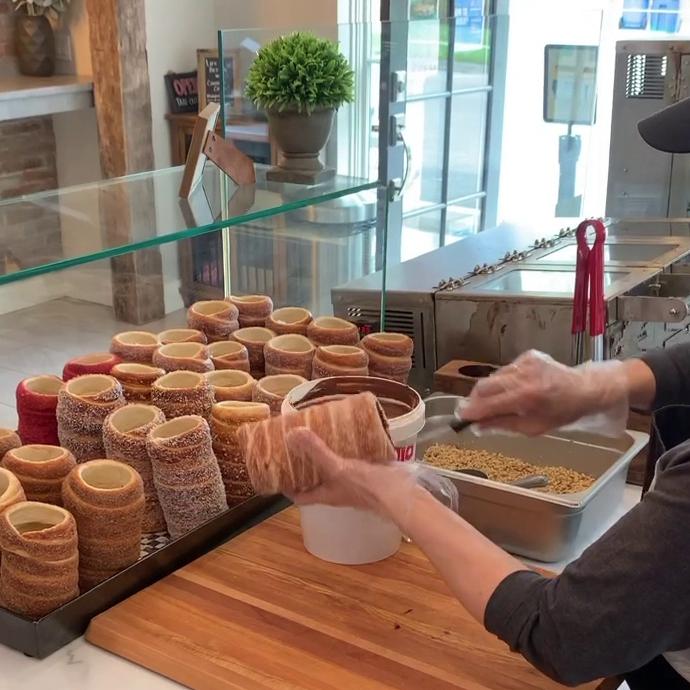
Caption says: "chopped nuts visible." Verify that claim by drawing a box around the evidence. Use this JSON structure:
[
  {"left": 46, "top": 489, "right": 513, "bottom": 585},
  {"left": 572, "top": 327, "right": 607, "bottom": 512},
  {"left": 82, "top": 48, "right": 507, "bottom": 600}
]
[{"left": 423, "top": 444, "right": 595, "bottom": 494}]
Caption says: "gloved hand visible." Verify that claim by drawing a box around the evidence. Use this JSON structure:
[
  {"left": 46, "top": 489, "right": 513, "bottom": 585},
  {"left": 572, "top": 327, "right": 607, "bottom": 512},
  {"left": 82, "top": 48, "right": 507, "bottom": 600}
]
[
  {"left": 285, "top": 428, "right": 417, "bottom": 518},
  {"left": 461, "top": 350, "right": 630, "bottom": 437},
  {"left": 285, "top": 429, "right": 458, "bottom": 520}
]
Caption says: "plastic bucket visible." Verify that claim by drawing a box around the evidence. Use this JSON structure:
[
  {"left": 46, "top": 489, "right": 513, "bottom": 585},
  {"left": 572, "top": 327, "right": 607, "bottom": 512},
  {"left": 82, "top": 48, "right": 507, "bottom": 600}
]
[
  {"left": 281, "top": 375, "right": 426, "bottom": 464},
  {"left": 282, "top": 376, "right": 425, "bottom": 564},
  {"left": 298, "top": 505, "right": 401, "bottom": 565}
]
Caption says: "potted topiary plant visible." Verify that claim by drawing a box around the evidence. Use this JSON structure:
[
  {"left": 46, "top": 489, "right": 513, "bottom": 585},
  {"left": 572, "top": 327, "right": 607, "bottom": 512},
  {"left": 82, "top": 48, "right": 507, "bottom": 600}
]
[
  {"left": 245, "top": 31, "right": 354, "bottom": 184},
  {"left": 11, "top": 0, "right": 70, "bottom": 77}
]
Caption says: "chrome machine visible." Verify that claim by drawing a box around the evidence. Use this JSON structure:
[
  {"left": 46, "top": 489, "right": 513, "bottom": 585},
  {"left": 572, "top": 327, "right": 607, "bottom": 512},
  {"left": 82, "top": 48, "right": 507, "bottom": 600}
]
[{"left": 332, "top": 221, "right": 690, "bottom": 393}]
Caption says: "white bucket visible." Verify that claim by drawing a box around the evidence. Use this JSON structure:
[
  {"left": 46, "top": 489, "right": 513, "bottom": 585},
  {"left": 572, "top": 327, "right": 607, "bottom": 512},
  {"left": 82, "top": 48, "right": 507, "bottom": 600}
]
[
  {"left": 299, "top": 505, "right": 401, "bottom": 565},
  {"left": 281, "top": 376, "right": 426, "bottom": 464},
  {"left": 282, "top": 376, "right": 425, "bottom": 564}
]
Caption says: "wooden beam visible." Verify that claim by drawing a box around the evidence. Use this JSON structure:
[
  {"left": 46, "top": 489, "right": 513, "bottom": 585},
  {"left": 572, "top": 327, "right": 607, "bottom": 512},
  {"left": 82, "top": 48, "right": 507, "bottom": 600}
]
[{"left": 86, "top": 0, "right": 163, "bottom": 325}]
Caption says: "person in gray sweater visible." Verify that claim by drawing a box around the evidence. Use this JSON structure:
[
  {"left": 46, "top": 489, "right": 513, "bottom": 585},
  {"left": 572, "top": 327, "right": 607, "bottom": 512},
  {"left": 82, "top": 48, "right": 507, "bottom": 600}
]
[{"left": 286, "top": 343, "right": 690, "bottom": 689}]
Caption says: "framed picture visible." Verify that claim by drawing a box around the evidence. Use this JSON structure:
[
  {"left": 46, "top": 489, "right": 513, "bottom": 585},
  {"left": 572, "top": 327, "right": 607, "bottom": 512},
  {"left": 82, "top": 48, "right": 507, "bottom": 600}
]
[
  {"left": 164, "top": 71, "right": 198, "bottom": 114},
  {"left": 197, "top": 48, "right": 240, "bottom": 113}
]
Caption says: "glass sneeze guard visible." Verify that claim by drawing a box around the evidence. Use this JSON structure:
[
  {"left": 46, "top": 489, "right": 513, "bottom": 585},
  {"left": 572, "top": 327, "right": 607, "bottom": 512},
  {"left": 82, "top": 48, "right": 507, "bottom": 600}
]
[{"left": 0, "top": 164, "right": 376, "bottom": 286}]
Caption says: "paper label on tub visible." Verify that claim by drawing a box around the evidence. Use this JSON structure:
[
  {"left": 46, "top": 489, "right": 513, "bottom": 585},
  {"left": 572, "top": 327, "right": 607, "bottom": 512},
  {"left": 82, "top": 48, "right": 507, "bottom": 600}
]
[{"left": 396, "top": 444, "right": 415, "bottom": 462}]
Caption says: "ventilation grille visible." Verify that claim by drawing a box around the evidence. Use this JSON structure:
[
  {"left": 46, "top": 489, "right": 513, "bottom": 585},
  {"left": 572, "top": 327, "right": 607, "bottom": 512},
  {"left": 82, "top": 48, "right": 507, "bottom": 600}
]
[
  {"left": 346, "top": 306, "right": 419, "bottom": 367},
  {"left": 625, "top": 54, "right": 667, "bottom": 99}
]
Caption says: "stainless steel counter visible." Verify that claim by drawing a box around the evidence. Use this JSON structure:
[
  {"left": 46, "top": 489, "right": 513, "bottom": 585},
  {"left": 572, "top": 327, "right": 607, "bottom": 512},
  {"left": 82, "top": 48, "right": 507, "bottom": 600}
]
[{"left": 333, "top": 218, "right": 690, "bottom": 391}]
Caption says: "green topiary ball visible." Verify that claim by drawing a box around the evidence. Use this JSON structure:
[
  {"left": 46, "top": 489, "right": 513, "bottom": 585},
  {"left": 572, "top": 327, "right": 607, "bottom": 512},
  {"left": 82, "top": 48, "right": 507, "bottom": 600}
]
[{"left": 245, "top": 31, "right": 355, "bottom": 115}]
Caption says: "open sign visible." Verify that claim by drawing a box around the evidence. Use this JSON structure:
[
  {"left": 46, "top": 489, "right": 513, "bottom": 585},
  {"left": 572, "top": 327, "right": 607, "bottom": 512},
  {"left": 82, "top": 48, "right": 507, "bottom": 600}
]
[{"left": 165, "top": 71, "right": 199, "bottom": 114}]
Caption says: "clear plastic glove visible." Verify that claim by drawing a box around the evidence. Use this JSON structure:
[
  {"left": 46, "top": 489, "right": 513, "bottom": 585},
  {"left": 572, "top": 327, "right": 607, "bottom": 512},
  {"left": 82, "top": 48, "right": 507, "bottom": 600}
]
[
  {"left": 285, "top": 429, "right": 458, "bottom": 519},
  {"left": 461, "top": 350, "right": 630, "bottom": 437}
]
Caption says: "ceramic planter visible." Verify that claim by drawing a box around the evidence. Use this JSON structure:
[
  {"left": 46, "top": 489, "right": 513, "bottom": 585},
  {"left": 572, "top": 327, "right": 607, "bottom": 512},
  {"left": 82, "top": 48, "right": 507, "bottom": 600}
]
[
  {"left": 266, "top": 108, "right": 336, "bottom": 184},
  {"left": 15, "top": 15, "right": 55, "bottom": 77}
]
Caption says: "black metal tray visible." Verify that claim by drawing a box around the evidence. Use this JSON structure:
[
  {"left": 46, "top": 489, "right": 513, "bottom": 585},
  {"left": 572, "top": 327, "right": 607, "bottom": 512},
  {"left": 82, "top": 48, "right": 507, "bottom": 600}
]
[{"left": 0, "top": 495, "right": 288, "bottom": 659}]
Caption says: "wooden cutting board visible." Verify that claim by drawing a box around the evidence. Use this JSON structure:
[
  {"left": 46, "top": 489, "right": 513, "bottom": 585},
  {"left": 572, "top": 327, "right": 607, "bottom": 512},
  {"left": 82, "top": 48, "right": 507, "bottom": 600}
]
[{"left": 87, "top": 508, "right": 601, "bottom": 690}]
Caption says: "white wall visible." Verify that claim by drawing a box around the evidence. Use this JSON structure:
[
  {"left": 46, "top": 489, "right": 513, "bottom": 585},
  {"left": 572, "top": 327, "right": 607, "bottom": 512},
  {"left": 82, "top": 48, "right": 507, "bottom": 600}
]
[
  {"left": 145, "top": 0, "right": 217, "bottom": 170},
  {"left": 213, "top": 0, "right": 337, "bottom": 33}
]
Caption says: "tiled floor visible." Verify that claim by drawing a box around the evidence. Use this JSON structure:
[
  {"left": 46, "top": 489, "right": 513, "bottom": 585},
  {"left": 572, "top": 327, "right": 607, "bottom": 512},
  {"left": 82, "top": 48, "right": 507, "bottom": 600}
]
[{"left": 0, "top": 298, "right": 185, "bottom": 430}]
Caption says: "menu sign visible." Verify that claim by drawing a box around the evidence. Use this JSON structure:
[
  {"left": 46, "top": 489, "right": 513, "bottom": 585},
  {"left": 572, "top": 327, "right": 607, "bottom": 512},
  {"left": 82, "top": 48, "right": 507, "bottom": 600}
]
[{"left": 197, "top": 49, "right": 238, "bottom": 111}]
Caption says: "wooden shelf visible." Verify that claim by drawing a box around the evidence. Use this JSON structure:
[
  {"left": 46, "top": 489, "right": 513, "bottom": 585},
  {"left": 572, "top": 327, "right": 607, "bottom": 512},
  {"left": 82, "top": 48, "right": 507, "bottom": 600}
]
[{"left": 0, "top": 74, "right": 94, "bottom": 121}]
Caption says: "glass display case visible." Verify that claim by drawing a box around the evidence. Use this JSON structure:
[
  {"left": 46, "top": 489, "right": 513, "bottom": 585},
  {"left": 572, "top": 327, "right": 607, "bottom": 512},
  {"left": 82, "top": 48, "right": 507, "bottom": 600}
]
[{"left": 0, "top": 164, "right": 382, "bottom": 431}]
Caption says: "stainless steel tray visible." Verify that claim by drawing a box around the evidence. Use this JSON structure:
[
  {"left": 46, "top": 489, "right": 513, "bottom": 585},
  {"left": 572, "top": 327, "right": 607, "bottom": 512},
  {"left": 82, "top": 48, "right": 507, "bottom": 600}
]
[{"left": 418, "top": 395, "right": 649, "bottom": 562}]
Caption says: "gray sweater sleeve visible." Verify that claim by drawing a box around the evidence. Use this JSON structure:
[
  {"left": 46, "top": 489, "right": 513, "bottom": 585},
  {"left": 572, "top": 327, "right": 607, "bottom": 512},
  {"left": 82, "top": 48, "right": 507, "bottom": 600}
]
[
  {"left": 484, "top": 441, "right": 690, "bottom": 686},
  {"left": 641, "top": 342, "right": 690, "bottom": 409}
]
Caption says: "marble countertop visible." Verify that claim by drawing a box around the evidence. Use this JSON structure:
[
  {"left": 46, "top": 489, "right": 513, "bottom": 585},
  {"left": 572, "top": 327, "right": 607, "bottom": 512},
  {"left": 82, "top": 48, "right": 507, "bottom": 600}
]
[{"left": 0, "top": 485, "right": 643, "bottom": 690}]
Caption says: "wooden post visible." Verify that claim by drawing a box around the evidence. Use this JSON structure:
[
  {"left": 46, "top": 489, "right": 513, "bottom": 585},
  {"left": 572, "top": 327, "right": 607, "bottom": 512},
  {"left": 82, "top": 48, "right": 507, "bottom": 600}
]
[{"left": 87, "top": 0, "right": 164, "bottom": 325}]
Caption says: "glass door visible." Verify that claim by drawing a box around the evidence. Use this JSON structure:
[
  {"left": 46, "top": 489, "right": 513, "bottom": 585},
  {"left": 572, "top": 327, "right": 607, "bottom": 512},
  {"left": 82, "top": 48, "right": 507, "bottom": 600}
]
[{"left": 374, "top": 0, "right": 498, "bottom": 262}]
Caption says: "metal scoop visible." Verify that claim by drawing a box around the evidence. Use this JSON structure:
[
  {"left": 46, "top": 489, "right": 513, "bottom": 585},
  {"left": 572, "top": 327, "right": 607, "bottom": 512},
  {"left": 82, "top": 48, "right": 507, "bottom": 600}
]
[{"left": 456, "top": 468, "right": 549, "bottom": 489}]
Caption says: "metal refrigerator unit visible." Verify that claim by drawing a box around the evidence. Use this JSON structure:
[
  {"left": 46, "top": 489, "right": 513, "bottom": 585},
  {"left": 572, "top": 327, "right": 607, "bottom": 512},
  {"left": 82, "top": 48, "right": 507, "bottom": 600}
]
[
  {"left": 607, "top": 39, "right": 690, "bottom": 219},
  {"left": 332, "top": 221, "right": 690, "bottom": 393}
]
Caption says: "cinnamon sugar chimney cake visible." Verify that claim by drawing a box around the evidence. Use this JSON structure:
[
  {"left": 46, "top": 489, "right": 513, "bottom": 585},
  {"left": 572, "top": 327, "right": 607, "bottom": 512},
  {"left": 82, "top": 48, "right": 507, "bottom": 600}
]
[
  {"left": 207, "top": 341, "right": 251, "bottom": 373},
  {"left": 57, "top": 375, "right": 126, "bottom": 461},
  {"left": 205, "top": 370, "right": 256, "bottom": 402},
  {"left": 306, "top": 316, "right": 359, "bottom": 346},
  {"left": 0, "top": 429, "right": 21, "bottom": 461},
  {"left": 103, "top": 404, "right": 167, "bottom": 533},
  {"left": 62, "top": 459, "right": 145, "bottom": 590},
  {"left": 0, "top": 502, "right": 79, "bottom": 617},
  {"left": 253, "top": 374, "right": 307, "bottom": 415},
  {"left": 239, "top": 391, "right": 395, "bottom": 496},
  {"left": 0, "top": 468, "right": 25, "bottom": 514},
  {"left": 210, "top": 401, "right": 270, "bottom": 505},
  {"left": 264, "top": 334, "right": 315, "bottom": 379},
  {"left": 147, "top": 415, "right": 227, "bottom": 539},
  {"left": 111, "top": 363, "right": 166, "bottom": 403},
  {"left": 153, "top": 342, "right": 214, "bottom": 373},
  {"left": 266, "top": 307, "right": 313, "bottom": 336},
  {"left": 110, "top": 331, "right": 160, "bottom": 364},
  {"left": 231, "top": 327, "right": 276, "bottom": 377},
  {"left": 187, "top": 300, "right": 240, "bottom": 342},
  {"left": 151, "top": 371, "right": 215, "bottom": 420},
  {"left": 312, "top": 345, "right": 369, "bottom": 379},
  {"left": 2, "top": 446, "right": 76, "bottom": 506},
  {"left": 157, "top": 328, "right": 207, "bottom": 345},
  {"left": 361, "top": 332, "right": 414, "bottom": 384},
  {"left": 229, "top": 295, "right": 274, "bottom": 328}
]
